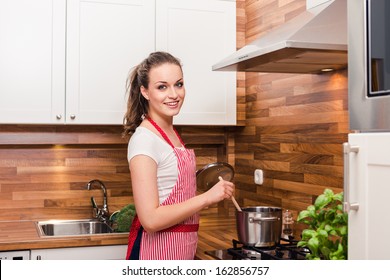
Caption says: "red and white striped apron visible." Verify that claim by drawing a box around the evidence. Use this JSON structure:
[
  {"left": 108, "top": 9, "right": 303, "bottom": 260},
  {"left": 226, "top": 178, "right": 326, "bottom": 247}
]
[{"left": 126, "top": 118, "right": 199, "bottom": 260}]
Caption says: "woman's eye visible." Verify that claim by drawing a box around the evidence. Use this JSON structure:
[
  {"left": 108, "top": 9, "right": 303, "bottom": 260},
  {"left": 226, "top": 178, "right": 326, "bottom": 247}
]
[
  {"left": 176, "top": 82, "right": 183, "bottom": 88},
  {"left": 157, "top": 85, "right": 167, "bottom": 90}
]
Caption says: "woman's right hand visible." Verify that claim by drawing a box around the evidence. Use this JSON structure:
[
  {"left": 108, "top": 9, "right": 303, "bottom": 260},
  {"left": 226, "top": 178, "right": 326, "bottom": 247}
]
[{"left": 204, "top": 176, "right": 235, "bottom": 206}]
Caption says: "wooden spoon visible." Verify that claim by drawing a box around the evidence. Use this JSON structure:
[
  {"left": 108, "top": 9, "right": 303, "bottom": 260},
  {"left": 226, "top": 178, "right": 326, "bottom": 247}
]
[
  {"left": 231, "top": 196, "right": 242, "bottom": 212},
  {"left": 219, "top": 176, "right": 242, "bottom": 212}
]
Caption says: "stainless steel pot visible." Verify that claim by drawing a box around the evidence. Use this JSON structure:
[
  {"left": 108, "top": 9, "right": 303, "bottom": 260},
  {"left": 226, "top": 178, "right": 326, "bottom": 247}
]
[{"left": 236, "top": 206, "right": 282, "bottom": 247}]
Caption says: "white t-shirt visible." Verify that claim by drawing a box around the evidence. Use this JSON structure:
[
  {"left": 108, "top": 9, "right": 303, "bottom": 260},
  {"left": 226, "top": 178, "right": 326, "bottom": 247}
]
[{"left": 127, "top": 127, "right": 178, "bottom": 204}]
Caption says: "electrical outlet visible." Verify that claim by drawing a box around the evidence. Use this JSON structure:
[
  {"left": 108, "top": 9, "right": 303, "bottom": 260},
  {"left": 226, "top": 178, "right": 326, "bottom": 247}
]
[{"left": 254, "top": 169, "right": 263, "bottom": 185}]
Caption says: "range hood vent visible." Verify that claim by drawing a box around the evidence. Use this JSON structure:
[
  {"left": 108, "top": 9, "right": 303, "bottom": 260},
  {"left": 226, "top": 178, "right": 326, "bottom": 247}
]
[{"left": 212, "top": 0, "right": 347, "bottom": 74}]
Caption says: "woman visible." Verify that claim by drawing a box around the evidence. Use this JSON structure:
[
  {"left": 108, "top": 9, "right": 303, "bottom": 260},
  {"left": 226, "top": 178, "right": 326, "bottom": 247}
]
[{"left": 123, "top": 51, "right": 235, "bottom": 260}]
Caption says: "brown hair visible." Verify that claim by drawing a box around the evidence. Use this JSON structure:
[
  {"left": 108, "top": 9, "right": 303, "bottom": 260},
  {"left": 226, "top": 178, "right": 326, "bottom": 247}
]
[{"left": 122, "top": 52, "right": 182, "bottom": 139}]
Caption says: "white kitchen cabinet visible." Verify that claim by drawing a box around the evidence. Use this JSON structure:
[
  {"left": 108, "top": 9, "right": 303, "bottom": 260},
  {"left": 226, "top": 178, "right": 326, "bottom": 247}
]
[
  {"left": 156, "top": 0, "right": 237, "bottom": 125},
  {"left": 30, "top": 244, "right": 128, "bottom": 260},
  {"left": 0, "top": 0, "right": 154, "bottom": 124},
  {"left": 0, "top": 0, "right": 66, "bottom": 124},
  {"left": 66, "top": 0, "right": 155, "bottom": 124},
  {"left": 0, "top": 0, "right": 236, "bottom": 125},
  {"left": 345, "top": 133, "right": 390, "bottom": 259}
]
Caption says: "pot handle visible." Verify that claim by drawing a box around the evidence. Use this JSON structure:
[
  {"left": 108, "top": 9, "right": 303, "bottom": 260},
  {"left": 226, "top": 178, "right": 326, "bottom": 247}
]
[{"left": 249, "top": 217, "right": 280, "bottom": 223}]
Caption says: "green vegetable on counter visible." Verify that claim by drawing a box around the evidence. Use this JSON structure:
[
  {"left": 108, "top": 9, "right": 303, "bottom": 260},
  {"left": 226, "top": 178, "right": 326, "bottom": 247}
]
[{"left": 111, "top": 204, "right": 136, "bottom": 232}]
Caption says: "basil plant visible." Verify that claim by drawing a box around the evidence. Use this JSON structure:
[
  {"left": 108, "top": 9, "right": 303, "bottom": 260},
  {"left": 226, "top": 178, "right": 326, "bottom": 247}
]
[{"left": 297, "top": 189, "right": 348, "bottom": 260}]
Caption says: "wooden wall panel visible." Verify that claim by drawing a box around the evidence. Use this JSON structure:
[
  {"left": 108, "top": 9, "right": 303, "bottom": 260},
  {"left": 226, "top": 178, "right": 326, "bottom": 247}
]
[
  {"left": 229, "top": 0, "right": 350, "bottom": 222},
  {"left": 0, "top": 126, "right": 131, "bottom": 221},
  {"left": 236, "top": 0, "right": 246, "bottom": 126},
  {"left": 0, "top": 126, "right": 227, "bottom": 221}
]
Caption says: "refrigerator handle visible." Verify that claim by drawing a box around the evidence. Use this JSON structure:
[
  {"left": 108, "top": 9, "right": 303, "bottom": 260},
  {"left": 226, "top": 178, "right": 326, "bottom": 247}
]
[{"left": 343, "top": 142, "right": 360, "bottom": 213}]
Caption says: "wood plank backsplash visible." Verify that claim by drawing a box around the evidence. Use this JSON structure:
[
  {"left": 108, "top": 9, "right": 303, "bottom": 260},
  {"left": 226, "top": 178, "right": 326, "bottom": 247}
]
[
  {"left": 0, "top": 125, "right": 227, "bottom": 221},
  {"left": 0, "top": 126, "right": 128, "bottom": 221}
]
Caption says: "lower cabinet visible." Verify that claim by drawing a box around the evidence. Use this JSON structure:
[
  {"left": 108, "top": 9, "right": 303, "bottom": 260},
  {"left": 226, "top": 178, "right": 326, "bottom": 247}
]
[{"left": 30, "top": 245, "right": 128, "bottom": 260}]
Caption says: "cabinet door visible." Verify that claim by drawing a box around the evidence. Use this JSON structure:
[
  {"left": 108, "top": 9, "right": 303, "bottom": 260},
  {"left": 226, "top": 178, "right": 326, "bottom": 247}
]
[
  {"left": 156, "top": 0, "right": 236, "bottom": 125},
  {"left": 0, "top": 0, "right": 66, "bottom": 124},
  {"left": 30, "top": 245, "right": 128, "bottom": 260},
  {"left": 66, "top": 0, "right": 155, "bottom": 124},
  {"left": 347, "top": 133, "right": 390, "bottom": 259}
]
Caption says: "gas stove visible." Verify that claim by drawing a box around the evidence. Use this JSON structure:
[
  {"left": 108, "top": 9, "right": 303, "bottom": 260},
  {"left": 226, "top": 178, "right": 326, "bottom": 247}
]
[{"left": 205, "top": 238, "right": 308, "bottom": 260}]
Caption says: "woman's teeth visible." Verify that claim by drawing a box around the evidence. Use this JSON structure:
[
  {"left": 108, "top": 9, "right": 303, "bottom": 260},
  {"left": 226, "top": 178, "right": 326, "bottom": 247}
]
[{"left": 166, "top": 101, "right": 178, "bottom": 106}]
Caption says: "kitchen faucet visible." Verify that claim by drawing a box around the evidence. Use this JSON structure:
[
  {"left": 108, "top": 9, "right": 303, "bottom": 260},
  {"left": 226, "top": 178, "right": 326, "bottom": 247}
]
[{"left": 86, "top": 179, "right": 109, "bottom": 223}]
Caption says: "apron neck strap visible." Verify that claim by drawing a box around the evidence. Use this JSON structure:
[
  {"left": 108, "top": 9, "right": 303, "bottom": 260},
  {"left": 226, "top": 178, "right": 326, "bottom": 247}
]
[{"left": 146, "top": 117, "right": 185, "bottom": 149}]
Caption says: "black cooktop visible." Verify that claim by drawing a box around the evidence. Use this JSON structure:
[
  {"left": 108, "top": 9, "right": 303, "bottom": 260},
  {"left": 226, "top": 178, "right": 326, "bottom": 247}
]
[{"left": 205, "top": 238, "right": 308, "bottom": 260}]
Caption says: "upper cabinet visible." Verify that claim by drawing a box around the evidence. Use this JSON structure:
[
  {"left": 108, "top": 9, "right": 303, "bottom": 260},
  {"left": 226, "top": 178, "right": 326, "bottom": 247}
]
[
  {"left": 0, "top": 0, "right": 66, "bottom": 124},
  {"left": 0, "top": 0, "right": 154, "bottom": 124},
  {"left": 66, "top": 0, "right": 155, "bottom": 124},
  {"left": 157, "top": 0, "right": 236, "bottom": 125},
  {"left": 0, "top": 0, "right": 236, "bottom": 125}
]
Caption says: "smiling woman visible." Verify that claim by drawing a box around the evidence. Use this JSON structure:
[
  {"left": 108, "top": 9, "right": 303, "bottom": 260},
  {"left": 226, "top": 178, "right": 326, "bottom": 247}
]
[{"left": 122, "top": 52, "right": 235, "bottom": 260}]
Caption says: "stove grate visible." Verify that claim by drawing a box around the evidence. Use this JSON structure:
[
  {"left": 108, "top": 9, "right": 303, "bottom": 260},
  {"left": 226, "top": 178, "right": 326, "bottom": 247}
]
[{"left": 227, "top": 239, "right": 308, "bottom": 260}]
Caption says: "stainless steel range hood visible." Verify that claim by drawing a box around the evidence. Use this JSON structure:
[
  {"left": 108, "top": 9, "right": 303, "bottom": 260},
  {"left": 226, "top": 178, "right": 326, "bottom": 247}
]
[{"left": 212, "top": 0, "right": 347, "bottom": 74}]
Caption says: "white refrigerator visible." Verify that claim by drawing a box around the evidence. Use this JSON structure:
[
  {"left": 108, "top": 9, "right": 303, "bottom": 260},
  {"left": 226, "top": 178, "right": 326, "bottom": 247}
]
[
  {"left": 346, "top": 0, "right": 390, "bottom": 259},
  {"left": 344, "top": 134, "right": 390, "bottom": 259}
]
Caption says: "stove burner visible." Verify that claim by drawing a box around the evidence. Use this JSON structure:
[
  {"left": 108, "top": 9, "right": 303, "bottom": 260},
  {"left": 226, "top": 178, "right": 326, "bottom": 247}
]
[
  {"left": 226, "top": 239, "right": 307, "bottom": 260},
  {"left": 242, "top": 248, "right": 261, "bottom": 259}
]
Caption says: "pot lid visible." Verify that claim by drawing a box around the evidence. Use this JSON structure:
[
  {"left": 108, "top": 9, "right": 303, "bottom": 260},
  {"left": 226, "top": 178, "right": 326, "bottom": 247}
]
[{"left": 196, "top": 162, "right": 234, "bottom": 191}]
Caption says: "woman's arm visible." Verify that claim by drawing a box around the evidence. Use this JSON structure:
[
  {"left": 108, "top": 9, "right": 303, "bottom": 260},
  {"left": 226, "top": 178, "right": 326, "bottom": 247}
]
[{"left": 129, "top": 154, "right": 234, "bottom": 233}]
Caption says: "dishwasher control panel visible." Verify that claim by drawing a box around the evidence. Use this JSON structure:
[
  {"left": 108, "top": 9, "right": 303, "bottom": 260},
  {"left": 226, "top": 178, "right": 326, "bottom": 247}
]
[{"left": 0, "top": 250, "right": 30, "bottom": 260}]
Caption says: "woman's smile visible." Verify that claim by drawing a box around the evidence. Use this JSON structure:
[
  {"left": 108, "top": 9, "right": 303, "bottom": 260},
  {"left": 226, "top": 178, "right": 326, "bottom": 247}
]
[{"left": 165, "top": 100, "right": 180, "bottom": 108}]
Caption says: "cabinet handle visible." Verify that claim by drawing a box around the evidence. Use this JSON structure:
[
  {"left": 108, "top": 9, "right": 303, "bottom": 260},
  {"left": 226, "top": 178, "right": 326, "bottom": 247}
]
[
  {"left": 70, "top": 114, "right": 76, "bottom": 120},
  {"left": 56, "top": 114, "right": 62, "bottom": 120},
  {"left": 36, "top": 255, "right": 42, "bottom": 260},
  {"left": 343, "top": 142, "right": 360, "bottom": 213}
]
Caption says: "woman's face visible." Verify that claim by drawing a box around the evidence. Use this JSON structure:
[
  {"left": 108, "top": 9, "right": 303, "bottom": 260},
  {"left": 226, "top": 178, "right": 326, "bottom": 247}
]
[{"left": 141, "top": 63, "right": 185, "bottom": 120}]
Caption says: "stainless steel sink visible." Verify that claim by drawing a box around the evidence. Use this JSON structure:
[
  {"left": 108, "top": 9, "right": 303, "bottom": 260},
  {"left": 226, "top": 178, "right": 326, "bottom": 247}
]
[{"left": 36, "top": 219, "right": 114, "bottom": 237}]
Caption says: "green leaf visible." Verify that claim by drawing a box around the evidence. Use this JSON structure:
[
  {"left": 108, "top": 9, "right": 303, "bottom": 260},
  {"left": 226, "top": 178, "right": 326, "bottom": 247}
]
[
  {"left": 324, "top": 224, "right": 333, "bottom": 232},
  {"left": 342, "top": 213, "right": 348, "bottom": 224},
  {"left": 297, "top": 210, "right": 310, "bottom": 222},
  {"left": 307, "top": 205, "right": 315, "bottom": 213},
  {"left": 339, "top": 225, "right": 348, "bottom": 235},
  {"left": 301, "top": 229, "right": 317, "bottom": 240},
  {"left": 317, "top": 229, "right": 328, "bottom": 239},
  {"left": 333, "top": 192, "right": 343, "bottom": 202},
  {"left": 307, "top": 254, "right": 321, "bottom": 260},
  {"left": 323, "top": 188, "right": 334, "bottom": 197},
  {"left": 307, "top": 237, "right": 320, "bottom": 256},
  {"left": 329, "top": 243, "right": 345, "bottom": 260},
  {"left": 320, "top": 246, "right": 331, "bottom": 260},
  {"left": 314, "top": 194, "right": 332, "bottom": 209}
]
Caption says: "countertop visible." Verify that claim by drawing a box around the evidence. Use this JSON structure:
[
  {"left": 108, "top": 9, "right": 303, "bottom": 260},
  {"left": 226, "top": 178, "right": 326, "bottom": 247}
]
[
  {"left": 0, "top": 210, "right": 237, "bottom": 260},
  {"left": 0, "top": 220, "right": 129, "bottom": 251},
  {"left": 196, "top": 210, "right": 237, "bottom": 260}
]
